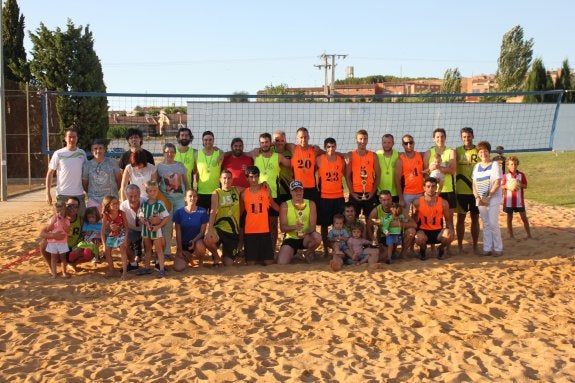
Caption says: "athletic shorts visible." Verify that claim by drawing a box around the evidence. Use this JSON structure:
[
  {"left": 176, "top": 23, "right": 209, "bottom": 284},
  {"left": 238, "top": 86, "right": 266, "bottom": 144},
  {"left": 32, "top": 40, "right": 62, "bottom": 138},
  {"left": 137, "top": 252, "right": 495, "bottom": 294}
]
[
  {"left": 348, "top": 193, "right": 377, "bottom": 218},
  {"left": 385, "top": 233, "right": 403, "bottom": 246},
  {"left": 317, "top": 197, "right": 345, "bottom": 226},
  {"left": 269, "top": 197, "right": 281, "bottom": 217},
  {"left": 281, "top": 237, "right": 305, "bottom": 252},
  {"left": 215, "top": 227, "right": 240, "bottom": 260},
  {"left": 197, "top": 193, "right": 212, "bottom": 212},
  {"left": 244, "top": 233, "right": 274, "bottom": 262},
  {"left": 503, "top": 206, "right": 526, "bottom": 214},
  {"left": 420, "top": 229, "right": 443, "bottom": 245},
  {"left": 439, "top": 191, "right": 457, "bottom": 209},
  {"left": 303, "top": 187, "right": 319, "bottom": 205},
  {"left": 127, "top": 229, "right": 143, "bottom": 258},
  {"left": 456, "top": 194, "right": 479, "bottom": 214},
  {"left": 46, "top": 242, "right": 70, "bottom": 254},
  {"left": 403, "top": 193, "right": 423, "bottom": 210}
]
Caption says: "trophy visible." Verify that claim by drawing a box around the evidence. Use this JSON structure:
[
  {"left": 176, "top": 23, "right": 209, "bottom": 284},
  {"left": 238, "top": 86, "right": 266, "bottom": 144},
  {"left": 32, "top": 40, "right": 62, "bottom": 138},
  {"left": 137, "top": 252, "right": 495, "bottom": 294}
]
[
  {"left": 360, "top": 169, "right": 368, "bottom": 200},
  {"left": 293, "top": 202, "right": 307, "bottom": 238},
  {"left": 370, "top": 218, "right": 381, "bottom": 247}
]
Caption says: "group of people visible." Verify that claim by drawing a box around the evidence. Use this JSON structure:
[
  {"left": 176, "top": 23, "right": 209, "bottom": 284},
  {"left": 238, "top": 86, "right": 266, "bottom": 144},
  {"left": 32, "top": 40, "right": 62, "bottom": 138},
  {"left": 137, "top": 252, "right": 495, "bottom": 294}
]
[{"left": 40, "top": 125, "right": 533, "bottom": 278}]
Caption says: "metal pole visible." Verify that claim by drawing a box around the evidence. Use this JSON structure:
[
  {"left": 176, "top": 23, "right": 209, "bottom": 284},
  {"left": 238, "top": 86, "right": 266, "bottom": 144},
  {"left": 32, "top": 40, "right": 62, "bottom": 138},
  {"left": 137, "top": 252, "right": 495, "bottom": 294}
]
[
  {"left": 26, "top": 83, "right": 31, "bottom": 190},
  {"left": 0, "top": 13, "right": 7, "bottom": 201}
]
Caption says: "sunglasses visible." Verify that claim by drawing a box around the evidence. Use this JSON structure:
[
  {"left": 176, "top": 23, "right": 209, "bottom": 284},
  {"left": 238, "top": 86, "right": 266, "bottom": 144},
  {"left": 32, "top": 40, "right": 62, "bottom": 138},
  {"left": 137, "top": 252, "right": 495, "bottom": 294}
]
[
  {"left": 402, "top": 141, "right": 414, "bottom": 146},
  {"left": 66, "top": 204, "right": 79, "bottom": 208}
]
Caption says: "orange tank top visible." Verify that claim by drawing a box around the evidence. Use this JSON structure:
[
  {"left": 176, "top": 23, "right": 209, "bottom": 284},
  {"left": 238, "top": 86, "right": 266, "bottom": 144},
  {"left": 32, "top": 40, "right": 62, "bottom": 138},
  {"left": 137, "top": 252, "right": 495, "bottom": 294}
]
[
  {"left": 318, "top": 154, "right": 344, "bottom": 199},
  {"left": 243, "top": 185, "right": 271, "bottom": 234},
  {"left": 400, "top": 152, "right": 424, "bottom": 194},
  {"left": 351, "top": 150, "right": 376, "bottom": 193},
  {"left": 417, "top": 196, "right": 444, "bottom": 230},
  {"left": 291, "top": 146, "right": 316, "bottom": 188}
]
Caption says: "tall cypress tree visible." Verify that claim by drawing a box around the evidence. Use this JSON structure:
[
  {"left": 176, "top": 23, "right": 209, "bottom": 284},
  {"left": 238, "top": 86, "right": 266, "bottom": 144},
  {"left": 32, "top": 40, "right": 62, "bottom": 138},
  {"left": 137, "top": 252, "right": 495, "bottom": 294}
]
[
  {"left": 555, "top": 59, "right": 573, "bottom": 103},
  {"left": 2, "top": 0, "right": 29, "bottom": 83},
  {"left": 29, "top": 20, "right": 108, "bottom": 149},
  {"left": 524, "top": 58, "right": 548, "bottom": 103}
]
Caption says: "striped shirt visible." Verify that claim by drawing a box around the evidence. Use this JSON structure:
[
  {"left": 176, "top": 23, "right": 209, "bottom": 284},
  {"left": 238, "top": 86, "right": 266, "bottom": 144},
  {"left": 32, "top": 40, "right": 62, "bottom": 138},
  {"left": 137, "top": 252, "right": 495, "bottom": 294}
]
[
  {"left": 502, "top": 171, "right": 527, "bottom": 208},
  {"left": 472, "top": 161, "right": 502, "bottom": 206}
]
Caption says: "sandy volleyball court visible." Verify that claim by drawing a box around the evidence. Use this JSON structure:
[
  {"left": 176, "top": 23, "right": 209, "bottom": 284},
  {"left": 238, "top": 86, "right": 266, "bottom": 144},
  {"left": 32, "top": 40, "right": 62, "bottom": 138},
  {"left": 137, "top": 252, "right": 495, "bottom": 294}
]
[{"left": 1, "top": 192, "right": 574, "bottom": 382}]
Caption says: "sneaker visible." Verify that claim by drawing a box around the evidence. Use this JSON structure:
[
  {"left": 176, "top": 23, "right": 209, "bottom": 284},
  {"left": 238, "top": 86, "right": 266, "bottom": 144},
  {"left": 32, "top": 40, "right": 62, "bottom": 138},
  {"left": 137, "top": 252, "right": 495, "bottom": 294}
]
[
  {"left": 493, "top": 251, "right": 503, "bottom": 257},
  {"left": 127, "top": 264, "right": 139, "bottom": 272},
  {"left": 419, "top": 246, "right": 427, "bottom": 261},
  {"left": 437, "top": 246, "right": 445, "bottom": 260},
  {"left": 136, "top": 268, "right": 152, "bottom": 276},
  {"left": 154, "top": 261, "right": 160, "bottom": 272},
  {"left": 482, "top": 251, "right": 493, "bottom": 257},
  {"left": 91, "top": 256, "right": 100, "bottom": 264},
  {"left": 157, "top": 270, "right": 166, "bottom": 278}
]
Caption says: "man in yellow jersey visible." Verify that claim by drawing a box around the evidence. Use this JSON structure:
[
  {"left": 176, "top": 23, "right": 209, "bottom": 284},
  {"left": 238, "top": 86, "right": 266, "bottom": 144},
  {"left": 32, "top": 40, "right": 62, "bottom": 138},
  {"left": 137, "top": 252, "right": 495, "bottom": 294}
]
[
  {"left": 345, "top": 129, "right": 380, "bottom": 218},
  {"left": 413, "top": 177, "right": 453, "bottom": 260},
  {"left": 195, "top": 131, "right": 221, "bottom": 211},
  {"left": 277, "top": 180, "right": 322, "bottom": 265},
  {"left": 376, "top": 133, "right": 399, "bottom": 203},
  {"left": 455, "top": 127, "right": 480, "bottom": 254},
  {"left": 273, "top": 130, "right": 293, "bottom": 205},
  {"left": 174, "top": 127, "right": 195, "bottom": 190},
  {"left": 423, "top": 128, "right": 457, "bottom": 217},
  {"left": 241, "top": 166, "right": 280, "bottom": 265},
  {"left": 204, "top": 170, "right": 241, "bottom": 267}
]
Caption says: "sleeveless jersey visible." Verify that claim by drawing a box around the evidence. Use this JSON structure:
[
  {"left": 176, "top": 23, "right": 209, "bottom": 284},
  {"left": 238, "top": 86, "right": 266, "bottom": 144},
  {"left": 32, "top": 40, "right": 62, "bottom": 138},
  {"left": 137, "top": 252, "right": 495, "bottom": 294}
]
[
  {"left": 375, "top": 204, "right": 392, "bottom": 235},
  {"left": 214, "top": 187, "right": 240, "bottom": 234},
  {"left": 350, "top": 150, "right": 376, "bottom": 193},
  {"left": 291, "top": 146, "right": 316, "bottom": 188},
  {"left": 174, "top": 147, "right": 195, "bottom": 190},
  {"left": 255, "top": 152, "right": 280, "bottom": 198},
  {"left": 276, "top": 149, "right": 293, "bottom": 196},
  {"left": 399, "top": 152, "right": 424, "bottom": 194},
  {"left": 455, "top": 146, "right": 478, "bottom": 195},
  {"left": 429, "top": 147, "right": 454, "bottom": 193},
  {"left": 376, "top": 149, "right": 399, "bottom": 195},
  {"left": 285, "top": 199, "right": 311, "bottom": 240},
  {"left": 196, "top": 149, "right": 221, "bottom": 194},
  {"left": 243, "top": 185, "right": 271, "bottom": 234},
  {"left": 317, "top": 154, "right": 344, "bottom": 199},
  {"left": 417, "top": 196, "right": 444, "bottom": 231}
]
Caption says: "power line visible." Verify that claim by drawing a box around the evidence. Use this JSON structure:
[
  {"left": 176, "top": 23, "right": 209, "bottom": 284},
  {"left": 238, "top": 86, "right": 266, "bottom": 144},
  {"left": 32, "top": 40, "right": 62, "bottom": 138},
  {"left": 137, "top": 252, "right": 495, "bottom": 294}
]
[{"left": 315, "top": 53, "right": 347, "bottom": 97}]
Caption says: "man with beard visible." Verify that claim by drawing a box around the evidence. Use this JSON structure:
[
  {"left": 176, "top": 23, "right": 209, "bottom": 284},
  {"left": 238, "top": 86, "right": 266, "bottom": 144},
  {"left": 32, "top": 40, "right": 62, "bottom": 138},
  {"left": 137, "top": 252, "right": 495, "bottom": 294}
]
[
  {"left": 272, "top": 130, "right": 293, "bottom": 205},
  {"left": 195, "top": 131, "right": 222, "bottom": 211},
  {"left": 221, "top": 137, "right": 253, "bottom": 190},
  {"left": 174, "top": 127, "right": 196, "bottom": 190},
  {"left": 376, "top": 134, "right": 400, "bottom": 203}
]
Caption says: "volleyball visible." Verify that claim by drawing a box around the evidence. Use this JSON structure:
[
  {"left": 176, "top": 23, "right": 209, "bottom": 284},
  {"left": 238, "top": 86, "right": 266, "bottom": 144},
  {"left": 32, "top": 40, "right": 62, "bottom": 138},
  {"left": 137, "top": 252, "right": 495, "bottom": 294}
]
[{"left": 506, "top": 178, "right": 519, "bottom": 192}]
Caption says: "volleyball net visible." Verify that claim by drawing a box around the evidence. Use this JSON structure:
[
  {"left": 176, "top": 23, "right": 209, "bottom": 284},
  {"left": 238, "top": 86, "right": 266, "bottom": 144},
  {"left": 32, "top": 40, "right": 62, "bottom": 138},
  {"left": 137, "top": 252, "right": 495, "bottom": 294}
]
[{"left": 42, "top": 90, "right": 564, "bottom": 156}]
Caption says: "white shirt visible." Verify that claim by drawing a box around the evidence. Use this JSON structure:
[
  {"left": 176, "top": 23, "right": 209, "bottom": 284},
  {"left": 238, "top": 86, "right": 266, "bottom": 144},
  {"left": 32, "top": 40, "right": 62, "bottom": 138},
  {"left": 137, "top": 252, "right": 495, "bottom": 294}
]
[{"left": 49, "top": 147, "right": 87, "bottom": 196}]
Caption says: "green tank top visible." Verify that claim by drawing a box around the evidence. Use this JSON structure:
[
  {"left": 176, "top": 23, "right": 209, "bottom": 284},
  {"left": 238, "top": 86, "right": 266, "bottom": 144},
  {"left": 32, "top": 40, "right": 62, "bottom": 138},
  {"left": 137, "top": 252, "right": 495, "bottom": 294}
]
[
  {"left": 174, "top": 147, "right": 195, "bottom": 189},
  {"left": 197, "top": 149, "right": 221, "bottom": 194},
  {"left": 376, "top": 204, "right": 392, "bottom": 235},
  {"left": 455, "top": 146, "right": 478, "bottom": 195},
  {"left": 429, "top": 147, "right": 454, "bottom": 193},
  {"left": 286, "top": 199, "right": 310, "bottom": 240},
  {"left": 214, "top": 187, "right": 240, "bottom": 234},
  {"left": 376, "top": 149, "right": 398, "bottom": 196},
  {"left": 277, "top": 149, "right": 293, "bottom": 196},
  {"left": 255, "top": 152, "right": 280, "bottom": 198}
]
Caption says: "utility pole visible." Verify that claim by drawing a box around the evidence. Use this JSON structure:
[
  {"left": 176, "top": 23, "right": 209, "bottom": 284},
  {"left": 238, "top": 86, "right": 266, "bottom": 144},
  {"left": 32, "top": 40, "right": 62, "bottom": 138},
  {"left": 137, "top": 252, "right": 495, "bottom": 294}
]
[
  {"left": 315, "top": 53, "right": 348, "bottom": 99},
  {"left": 0, "top": 13, "right": 7, "bottom": 201}
]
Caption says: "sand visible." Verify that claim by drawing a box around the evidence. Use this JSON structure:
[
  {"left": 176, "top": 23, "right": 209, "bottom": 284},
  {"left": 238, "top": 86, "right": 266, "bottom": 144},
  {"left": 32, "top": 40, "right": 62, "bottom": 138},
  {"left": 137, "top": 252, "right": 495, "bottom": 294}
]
[{"left": 1, "top": 191, "right": 574, "bottom": 382}]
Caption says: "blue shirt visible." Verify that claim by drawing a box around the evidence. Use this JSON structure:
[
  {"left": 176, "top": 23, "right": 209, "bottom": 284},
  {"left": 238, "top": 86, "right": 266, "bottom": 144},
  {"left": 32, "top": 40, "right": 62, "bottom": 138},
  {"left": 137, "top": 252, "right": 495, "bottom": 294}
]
[{"left": 173, "top": 206, "right": 209, "bottom": 246}]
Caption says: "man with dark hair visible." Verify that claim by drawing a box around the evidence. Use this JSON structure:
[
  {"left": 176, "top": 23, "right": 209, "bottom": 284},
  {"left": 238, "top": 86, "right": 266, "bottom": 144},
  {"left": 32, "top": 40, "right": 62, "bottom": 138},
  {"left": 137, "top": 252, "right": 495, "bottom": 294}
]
[
  {"left": 174, "top": 126, "right": 195, "bottom": 190},
  {"left": 455, "top": 127, "right": 480, "bottom": 254},
  {"left": 376, "top": 133, "right": 400, "bottom": 203},
  {"left": 118, "top": 128, "right": 155, "bottom": 170},
  {"left": 221, "top": 137, "right": 253, "bottom": 190},
  {"left": 413, "top": 177, "right": 454, "bottom": 260},
  {"left": 195, "top": 130, "right": 222, "bottom": 211}
]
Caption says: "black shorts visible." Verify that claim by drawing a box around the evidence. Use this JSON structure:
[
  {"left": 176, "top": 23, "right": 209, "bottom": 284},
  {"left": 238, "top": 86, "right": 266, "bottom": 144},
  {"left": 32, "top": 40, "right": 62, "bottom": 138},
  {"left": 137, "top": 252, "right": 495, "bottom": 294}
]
[
  {"left": 303, "top": 187, "right": 319, "bottom": 205},
  {"left": 421, "top": 229, "right": 442, "bottom": 245},
  {"left": 215, "top": 227, "right": 240, "bottom": 260},
  {"left": 456, "top": 194, "right": 479, "bottom": 214},
  {"left": 197, "top": 193, "right": 212, "bottom": 212},
  {"left": 281, "top": 237, "right": 305, "bottom": 252},
  {"left": 269, "top": 197, "right": 281, "bottom": 217},
  {"left": 317, "top": 197, "right": 345, "bottom": 226},
  {"left": 439, "top": 191, "right": 457, "bottom": 209},
  {"left": 503, "top": 206, "right": 526, "bottom": 214},
  {"left": 244, "top": 233, "right": 274, "bottom": 262},
  {"left": 127, "top": 229, "right": 143, "bottom": 257},
  {"left": 348, "top": 193, "right": 377, "bottom": 218}
]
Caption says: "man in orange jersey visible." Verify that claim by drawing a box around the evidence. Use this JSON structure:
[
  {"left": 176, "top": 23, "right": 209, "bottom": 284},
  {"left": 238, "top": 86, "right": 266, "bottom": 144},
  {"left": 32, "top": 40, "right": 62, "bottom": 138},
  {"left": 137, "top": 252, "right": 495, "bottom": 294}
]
[
  {"left": 395, "top": 134, "right": 424, "bottom": 213},
  {"left": 412, "top": 177, "right": 453, "bottom": 260},
  {"left": 241, "top": 166, "right": 280, "bottom": 265},
  {"left": 286, "top": 127, "right": 324, "bottom": 206},
  {"left": 316, "top": 137, "right": 347, "bottom": 257},
  {"left": 277, "top": 180, "right": 322, "bottom": 265},
  {"left": 345, "top": 129, "right": 380, "bottom": 218}
]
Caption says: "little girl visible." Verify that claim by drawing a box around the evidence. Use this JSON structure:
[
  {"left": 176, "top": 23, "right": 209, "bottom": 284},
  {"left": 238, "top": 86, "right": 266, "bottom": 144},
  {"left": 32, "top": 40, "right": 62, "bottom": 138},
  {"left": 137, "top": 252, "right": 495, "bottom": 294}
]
[
  {"left": 381, "top": 203, "right": 406, "bottom": 264},
  {"left": 327, "top": 214, "right": 352, "bottom": 257},
  {"left": 426, "top": 153, "right": 445, "bottom": 193},
  {"left": 346, "top": 223, "right": 377, "bottom": 265},
  {"left": 72, "top": 207, "right": 102, "bottom": 263},
  {"left": 45, "top": 201, "right": 71, "bottom": 278},
  {"left": 137, "top": 181, "right": 170, "bottom": 278},
  {"left": 101, "top": 195, "right": 129, "bottom": 279}
]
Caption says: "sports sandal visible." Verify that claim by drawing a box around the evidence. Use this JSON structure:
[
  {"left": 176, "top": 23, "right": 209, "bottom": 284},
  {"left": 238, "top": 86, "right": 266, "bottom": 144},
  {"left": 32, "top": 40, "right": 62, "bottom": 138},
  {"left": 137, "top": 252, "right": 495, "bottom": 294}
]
[{"left": 136, "top": 268, "right": 152, "bottom": 276}]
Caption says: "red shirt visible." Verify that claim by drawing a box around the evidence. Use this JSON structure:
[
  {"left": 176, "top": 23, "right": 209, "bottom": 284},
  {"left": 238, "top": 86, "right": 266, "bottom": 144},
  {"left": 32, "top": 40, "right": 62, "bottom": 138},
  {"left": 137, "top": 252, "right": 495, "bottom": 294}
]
[{"left": 222, "top": 155, "right": 253, "bottom": 189}]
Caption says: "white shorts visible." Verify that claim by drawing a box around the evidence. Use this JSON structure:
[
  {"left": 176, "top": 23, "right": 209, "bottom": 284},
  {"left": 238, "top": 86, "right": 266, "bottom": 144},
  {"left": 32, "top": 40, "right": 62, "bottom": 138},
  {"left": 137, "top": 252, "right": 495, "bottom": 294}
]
[{"left": 46, "top": 242, "right": 70, "bottom": 254}]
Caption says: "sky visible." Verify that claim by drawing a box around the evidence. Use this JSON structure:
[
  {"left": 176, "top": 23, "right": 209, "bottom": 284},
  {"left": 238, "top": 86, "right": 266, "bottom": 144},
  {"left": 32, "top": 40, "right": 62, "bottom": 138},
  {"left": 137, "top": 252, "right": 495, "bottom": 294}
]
[{"left": 15, "top": 0, "right": 575, "bottom": 95}]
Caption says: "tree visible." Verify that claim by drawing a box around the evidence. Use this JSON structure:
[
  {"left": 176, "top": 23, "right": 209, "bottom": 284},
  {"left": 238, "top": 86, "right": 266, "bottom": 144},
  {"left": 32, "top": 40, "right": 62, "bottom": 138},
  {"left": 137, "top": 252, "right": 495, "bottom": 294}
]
[
  {"left": 555, "top": 59, "right": 573, "bottom": 103},
  {"left": 524, "top": 58, "right": 548, "bottom": 102},
  {"left": 29, "top": 20, "right": 108, "bottom": 149},
  {"left": 495, "top": 25, "right": 534, "bottom": 92},
  {"left": 2, "top": 0, "right": 29, "bottom": 82},
  {"left": 440, "top": 68, "right": 462, "bottom": 101},
  {"left": 229, "top": 91, "right": 249, "bottom": 102}
]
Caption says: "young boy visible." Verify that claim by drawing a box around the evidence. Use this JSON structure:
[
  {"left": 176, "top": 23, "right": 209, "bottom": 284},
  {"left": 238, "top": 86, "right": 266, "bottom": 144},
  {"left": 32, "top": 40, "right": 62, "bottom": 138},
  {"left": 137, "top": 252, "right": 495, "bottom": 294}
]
[
  {"left": 137, "top": 181, "right": 170, "bottom": 277},
  {"left": 501, "top": 156, "right": 532, "bottom": 239}
]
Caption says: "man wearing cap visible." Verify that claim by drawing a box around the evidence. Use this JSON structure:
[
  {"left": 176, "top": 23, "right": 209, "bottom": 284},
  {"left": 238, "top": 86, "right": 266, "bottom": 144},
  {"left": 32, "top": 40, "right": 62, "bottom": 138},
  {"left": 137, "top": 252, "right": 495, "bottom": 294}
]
[{"left": 277, "top": 180, "right": 322, "bottom": 265}]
